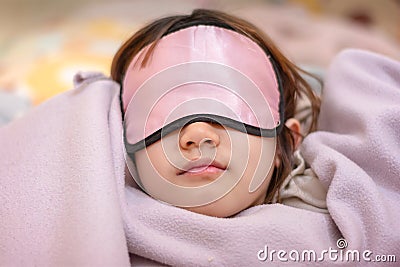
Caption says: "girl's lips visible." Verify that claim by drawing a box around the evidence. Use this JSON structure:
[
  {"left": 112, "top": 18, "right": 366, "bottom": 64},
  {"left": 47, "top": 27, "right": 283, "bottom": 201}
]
[
  {"left": 177, "top": 159, "right": 226, "bottom": 176},
  {"left": 182, "top": 165, "right": 225, "bottom": 176}
]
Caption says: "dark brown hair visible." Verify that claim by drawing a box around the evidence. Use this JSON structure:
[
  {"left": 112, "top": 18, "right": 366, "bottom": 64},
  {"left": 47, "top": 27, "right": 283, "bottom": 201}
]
[{"left": 111, "top": 9, "right": 320, "bottom": 203}]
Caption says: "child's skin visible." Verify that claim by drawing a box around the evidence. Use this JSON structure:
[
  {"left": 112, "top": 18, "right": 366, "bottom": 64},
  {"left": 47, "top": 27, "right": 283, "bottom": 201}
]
[{"left": 133, "top": 119, "right": 301, "bottom": 217}]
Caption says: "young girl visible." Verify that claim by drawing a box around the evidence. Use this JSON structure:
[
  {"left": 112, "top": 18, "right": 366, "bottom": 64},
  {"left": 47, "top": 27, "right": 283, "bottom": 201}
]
[
  {"left": 112, "top": 9, "right": 321, "bottom": 218},
  {"left": 1, "top": 8, "right": 398, "bottom": 267}
]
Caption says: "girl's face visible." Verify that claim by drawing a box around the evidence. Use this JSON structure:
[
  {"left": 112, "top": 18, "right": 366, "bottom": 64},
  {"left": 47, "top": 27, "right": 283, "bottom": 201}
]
[{"left": 134, "top": 121, "right": 277, "bottom": 218}]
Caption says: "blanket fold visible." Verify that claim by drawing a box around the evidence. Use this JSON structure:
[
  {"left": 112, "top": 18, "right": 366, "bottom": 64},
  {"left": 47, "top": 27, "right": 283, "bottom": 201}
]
[
  {"left": 0, "top": 74, "right": 130, "bottom": 266},
  {"left": 301, "top": 48, "right": 400, "bottom": 257},
  {"left": 1, "top": 49, "right": 399, "bottom": 266}
]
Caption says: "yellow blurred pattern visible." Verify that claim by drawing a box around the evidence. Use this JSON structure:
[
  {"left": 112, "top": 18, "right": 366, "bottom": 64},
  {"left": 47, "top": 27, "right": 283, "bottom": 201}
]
[
  {"left": 2, "top": 18, "right": 132, "bottom": 105},
  {"left": 25, "top": 53, "right": 111, "bottom": 105}
]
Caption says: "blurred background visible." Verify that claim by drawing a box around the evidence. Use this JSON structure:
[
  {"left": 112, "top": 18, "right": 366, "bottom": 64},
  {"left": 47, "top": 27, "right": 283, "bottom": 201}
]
[{"left": 1, "top": 0, "right": 400, "bottom": 125}]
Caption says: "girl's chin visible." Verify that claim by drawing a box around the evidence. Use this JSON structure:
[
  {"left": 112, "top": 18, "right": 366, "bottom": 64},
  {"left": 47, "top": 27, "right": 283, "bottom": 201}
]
[{"left": 183, "top": 197, "right": 249, "bottom": 218}]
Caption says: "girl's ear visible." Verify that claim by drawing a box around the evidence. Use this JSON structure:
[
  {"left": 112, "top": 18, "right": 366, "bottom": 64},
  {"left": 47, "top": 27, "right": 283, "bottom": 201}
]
[{"left": 285, "top": 118, "right": 302, "bottom": 149}]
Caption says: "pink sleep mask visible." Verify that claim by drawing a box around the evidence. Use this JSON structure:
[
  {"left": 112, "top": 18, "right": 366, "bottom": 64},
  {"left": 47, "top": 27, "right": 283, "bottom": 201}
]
[{"left": 122, "top": 25, "right": 284, "bottom": 153}]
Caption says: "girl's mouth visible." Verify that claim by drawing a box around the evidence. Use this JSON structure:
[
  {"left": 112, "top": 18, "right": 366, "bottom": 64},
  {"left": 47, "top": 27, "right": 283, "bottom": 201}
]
[{"left": 177, "top": 159, "right": 226, "bottom": 176}]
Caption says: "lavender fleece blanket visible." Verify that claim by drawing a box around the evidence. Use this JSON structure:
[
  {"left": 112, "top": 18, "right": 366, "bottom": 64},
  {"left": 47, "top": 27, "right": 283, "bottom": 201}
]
[{"left": 1, "top": 49, "right": 399, "bottom": 266}]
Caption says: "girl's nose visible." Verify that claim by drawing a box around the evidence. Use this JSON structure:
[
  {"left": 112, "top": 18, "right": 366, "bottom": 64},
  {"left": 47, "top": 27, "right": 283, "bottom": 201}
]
[{"left": 179, "top": 122, "right": 220, "bottom": 150}]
